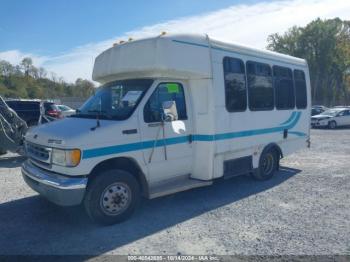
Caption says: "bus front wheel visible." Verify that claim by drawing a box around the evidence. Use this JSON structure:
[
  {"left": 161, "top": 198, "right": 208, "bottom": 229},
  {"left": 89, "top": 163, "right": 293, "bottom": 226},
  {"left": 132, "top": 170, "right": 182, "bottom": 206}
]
[{"left": 84, "top": 169, "right": 140, "bottom": 225}]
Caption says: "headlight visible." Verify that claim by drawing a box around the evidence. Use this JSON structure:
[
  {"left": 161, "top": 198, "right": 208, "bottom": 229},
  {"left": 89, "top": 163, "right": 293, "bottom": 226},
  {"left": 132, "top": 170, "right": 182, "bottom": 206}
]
[{"left": 51, "top": 148, "right": 81, "bottom": 167}]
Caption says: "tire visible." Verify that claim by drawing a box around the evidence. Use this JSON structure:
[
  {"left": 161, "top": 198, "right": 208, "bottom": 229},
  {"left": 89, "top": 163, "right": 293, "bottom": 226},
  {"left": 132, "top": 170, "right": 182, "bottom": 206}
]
[
  {"left": 84, "top": 169, "right": 140, "bottom": 225},
  {"left": 328, "top": 120, "right": 337, "bottom": 129},
  {"left": 252, "top": 148, "right": 278, "bottom": 181}
]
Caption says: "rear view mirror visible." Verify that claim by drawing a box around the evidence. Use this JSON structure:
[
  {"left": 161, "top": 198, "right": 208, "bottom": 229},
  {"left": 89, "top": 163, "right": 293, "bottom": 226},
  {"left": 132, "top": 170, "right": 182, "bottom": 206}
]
[{"left": 162, "top": 101, "right": 178, "bottom": 122}]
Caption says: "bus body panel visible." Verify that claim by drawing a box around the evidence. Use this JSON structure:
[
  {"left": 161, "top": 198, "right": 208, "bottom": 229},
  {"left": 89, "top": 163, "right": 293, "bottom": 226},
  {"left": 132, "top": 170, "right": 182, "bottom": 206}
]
[{"left": 22, "top": 33, "right": 311, "bottom": 205}]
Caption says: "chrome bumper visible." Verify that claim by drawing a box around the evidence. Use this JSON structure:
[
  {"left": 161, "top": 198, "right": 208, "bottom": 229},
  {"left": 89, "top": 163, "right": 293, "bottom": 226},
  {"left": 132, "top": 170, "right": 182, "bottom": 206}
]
[{"left": 22, "top": 160, "right": 87, "bottom": 206}]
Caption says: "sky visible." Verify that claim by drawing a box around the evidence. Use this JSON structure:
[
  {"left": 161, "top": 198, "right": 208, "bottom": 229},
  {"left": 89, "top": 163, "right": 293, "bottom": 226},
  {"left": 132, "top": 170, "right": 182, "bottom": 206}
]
[{"left": 1, "top": 0, "right": 350, "bottom": 83}]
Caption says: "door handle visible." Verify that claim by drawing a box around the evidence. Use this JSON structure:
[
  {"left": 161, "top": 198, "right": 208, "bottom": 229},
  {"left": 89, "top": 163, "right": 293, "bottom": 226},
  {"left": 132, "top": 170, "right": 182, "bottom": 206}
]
[
  {"left": 188, "top": 134, "right": 193, "bottom": 144},
  {"left": 148, "top": 123, "right": 162, "bottom": 127},
  {"left": 122, "top": 129, "right": 138, "bottom": 134}
]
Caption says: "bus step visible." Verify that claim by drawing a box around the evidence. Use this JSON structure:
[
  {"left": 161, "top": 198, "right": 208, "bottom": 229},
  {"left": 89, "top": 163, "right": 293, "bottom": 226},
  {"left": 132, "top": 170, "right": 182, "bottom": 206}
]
[{"left": 149, "top": 174, "right": 212, "bottom": 199}]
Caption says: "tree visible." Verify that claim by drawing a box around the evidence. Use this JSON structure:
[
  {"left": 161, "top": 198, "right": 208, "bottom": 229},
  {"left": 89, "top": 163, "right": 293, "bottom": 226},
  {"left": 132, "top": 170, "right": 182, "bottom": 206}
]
[
  {"left": 267, "top": 18, "right": 350, "bottom": 106},
  {"left": 13, "top": 65, "right": 23, "bottom": 77},
  {"left": 0, "top": 60, "right": 15, "bottom": 77},
  {"left": 38, "top": 67, "right": 47, "bottom": 79},
  {"left": 75, "top": 78, "right": 95, "bottom": 98},
  {"left": 0, "top": 58, "right": 95, "bottom": 99},
  {"left": 20, "top": 57, "right": 33, "bottom": 77}
]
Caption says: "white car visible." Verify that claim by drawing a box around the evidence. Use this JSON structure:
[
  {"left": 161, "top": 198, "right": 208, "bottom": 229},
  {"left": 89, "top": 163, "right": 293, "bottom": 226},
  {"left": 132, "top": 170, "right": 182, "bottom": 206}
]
[
  {"left": 311, "top": 108, "right": 350, "bottom": 128},
  {"left": 57, "top": 105, "right": 76, "bottom": 117}
]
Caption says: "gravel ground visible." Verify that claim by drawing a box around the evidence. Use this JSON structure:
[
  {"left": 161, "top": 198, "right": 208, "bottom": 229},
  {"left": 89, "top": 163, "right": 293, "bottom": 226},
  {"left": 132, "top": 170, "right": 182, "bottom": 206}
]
[{"left": 0, "top": 129, "right": 349, "bottom": 256}]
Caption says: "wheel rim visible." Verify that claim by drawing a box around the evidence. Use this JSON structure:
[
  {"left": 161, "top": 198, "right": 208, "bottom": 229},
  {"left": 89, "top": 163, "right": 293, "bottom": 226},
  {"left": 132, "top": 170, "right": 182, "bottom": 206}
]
[
  {"left": 262, "top": 153, "right": 274, "bottom": 175},
  {"left": 100, "top": 182, "right": 132, "bottom": 216},
  {"left": 330, "top": 122, "right": 336, "bottom": 128}
]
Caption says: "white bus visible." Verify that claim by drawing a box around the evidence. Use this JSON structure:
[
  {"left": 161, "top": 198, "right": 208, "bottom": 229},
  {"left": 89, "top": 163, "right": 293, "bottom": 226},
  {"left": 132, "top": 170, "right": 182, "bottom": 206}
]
[{"left": 22, "top": 34, "right": 311, "bottom": 225}]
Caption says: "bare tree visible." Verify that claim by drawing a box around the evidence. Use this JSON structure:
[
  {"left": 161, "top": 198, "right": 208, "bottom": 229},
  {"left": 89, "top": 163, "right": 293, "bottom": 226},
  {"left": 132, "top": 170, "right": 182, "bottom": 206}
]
[
  {"left": 0, "top": 60, "right": 15, "bottom": 77},
  {"left": 38, "top": 67, "right": 47, "bottom": 79},
  {"left": 21, "top": 57, "right": 33, "bottom": 77}
]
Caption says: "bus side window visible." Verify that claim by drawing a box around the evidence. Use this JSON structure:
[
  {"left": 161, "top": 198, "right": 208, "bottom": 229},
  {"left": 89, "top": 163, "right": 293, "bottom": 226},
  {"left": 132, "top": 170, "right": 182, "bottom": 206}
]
[
  {"left": 294, "top": 70, "right": 307, "bottom": 109},
  {"left": 247, "top": 61, "right": 274, "bottom": 111},
  {"left": 223, "top": 57, "right": 247, "bottom": 112},
  {"left": 273, "top": 66, "right": 295, "bottom": 110}
]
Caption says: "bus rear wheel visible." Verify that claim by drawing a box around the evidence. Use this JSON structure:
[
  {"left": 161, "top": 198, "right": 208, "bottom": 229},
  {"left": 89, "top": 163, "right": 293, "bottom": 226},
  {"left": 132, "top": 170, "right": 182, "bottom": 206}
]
[{"left": 253, "top": 149, "right": 278, "bottom": 181}]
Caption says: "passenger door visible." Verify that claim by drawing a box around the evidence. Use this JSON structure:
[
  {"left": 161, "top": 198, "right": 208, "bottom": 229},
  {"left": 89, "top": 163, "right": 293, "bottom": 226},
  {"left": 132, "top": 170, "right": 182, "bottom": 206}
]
[
  {"left": 340, "top": 110, "right": 350, "bottom": 126},
  {"left": 138, "top": 81, "right": 193, "bottom": 183},
  {"left": 336, "top": 110, "right": 349, "bottom": 126}
]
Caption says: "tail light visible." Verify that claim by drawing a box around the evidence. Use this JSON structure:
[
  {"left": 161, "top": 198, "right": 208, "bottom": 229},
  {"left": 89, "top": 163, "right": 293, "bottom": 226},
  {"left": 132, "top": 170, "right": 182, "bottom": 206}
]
[{"left": 46, "top": 110, "right": 62, "bottom": 118}]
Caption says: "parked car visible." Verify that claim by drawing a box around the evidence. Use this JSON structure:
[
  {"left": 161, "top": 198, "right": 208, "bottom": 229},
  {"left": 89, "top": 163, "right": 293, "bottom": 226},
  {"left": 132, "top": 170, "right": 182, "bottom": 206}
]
[
  {"left": 311, "top": 105, "right": 327, "bottom": 116},
  {"left": 5, "top": 100, "right": 62, "bottom": 126},
  {"left": 57, "top": 105, "right": 76, "bottom": 117},
  {"left": 311, "top": 107, "right": 350, "bottom": 129},
  {"left": 333, "top": 105, "right": 350, "bottom": 108}
]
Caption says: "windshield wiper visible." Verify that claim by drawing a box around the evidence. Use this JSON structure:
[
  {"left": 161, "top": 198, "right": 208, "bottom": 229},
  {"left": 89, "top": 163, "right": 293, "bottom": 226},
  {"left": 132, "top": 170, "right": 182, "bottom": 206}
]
[{"left": 87, "top": 109, "right": 106, "bottom": 114}]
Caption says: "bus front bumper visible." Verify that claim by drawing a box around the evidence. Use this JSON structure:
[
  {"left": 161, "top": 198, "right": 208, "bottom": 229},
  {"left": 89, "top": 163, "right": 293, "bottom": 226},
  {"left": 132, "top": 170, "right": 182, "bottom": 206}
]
[{"left": 21, "top": 160, "right": 87, "bottom": 206}]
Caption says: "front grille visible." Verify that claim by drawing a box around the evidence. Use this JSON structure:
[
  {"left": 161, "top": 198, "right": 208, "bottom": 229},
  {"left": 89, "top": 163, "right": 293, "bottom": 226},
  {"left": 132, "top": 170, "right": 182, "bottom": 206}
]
[{"left": 26, "top": 142, "right": 52, "bottom": 164}]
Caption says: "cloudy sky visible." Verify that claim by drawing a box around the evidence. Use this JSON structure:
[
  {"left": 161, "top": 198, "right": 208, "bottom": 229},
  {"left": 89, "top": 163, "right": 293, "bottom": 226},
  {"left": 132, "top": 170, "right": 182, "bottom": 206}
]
[{"left": 1, "top": 0, "right": 350, "bottom": 83}]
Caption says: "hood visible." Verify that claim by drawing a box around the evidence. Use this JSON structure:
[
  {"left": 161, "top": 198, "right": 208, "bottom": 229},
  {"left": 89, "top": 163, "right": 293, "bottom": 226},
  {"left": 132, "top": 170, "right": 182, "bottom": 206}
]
[
  {"left": 311, "top": 114, "right": 333, "bottom": 119},
  {"left": 25, "top": 117, "right": 132, "bottom": 148}
]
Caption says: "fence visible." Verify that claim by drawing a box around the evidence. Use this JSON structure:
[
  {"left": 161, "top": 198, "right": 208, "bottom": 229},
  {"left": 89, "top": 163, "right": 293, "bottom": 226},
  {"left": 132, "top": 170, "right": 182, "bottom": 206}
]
[{"left": 55, "top": 97, "right": 87, "bottom": 109}]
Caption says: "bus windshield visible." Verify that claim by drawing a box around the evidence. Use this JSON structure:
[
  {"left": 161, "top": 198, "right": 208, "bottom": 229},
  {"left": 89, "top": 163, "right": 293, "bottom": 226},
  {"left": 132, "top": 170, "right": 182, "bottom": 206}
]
[{"left": 72, "top": 79, "right": 153, "bottom": 120}]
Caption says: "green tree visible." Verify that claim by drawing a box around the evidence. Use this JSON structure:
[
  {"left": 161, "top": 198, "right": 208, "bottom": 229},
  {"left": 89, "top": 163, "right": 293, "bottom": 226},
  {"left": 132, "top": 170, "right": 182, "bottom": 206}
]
[
  {"left": 0, "top": 59, "right": 95, "bottom": 99},
  {"left": 0, "top": 60, "right": 16, "bottom": 76},
  {"left": 74, "top": 78, "right": 95, "bottom": 98},
  {"left": 267, "top": 18, "right": 350, "bottom": 106}
]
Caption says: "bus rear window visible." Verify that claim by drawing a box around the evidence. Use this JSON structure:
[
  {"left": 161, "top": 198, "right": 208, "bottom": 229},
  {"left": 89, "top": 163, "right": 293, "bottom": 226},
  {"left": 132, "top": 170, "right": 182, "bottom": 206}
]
[{"left": 294, "top": 70, "right": 307, "bottom": 109}]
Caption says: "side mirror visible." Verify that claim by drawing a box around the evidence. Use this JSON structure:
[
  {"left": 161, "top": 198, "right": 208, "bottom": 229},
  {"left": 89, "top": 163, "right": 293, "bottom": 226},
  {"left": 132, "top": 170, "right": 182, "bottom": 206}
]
[{"left": 162, "top": 101, "right": 178, "bottom": 122}]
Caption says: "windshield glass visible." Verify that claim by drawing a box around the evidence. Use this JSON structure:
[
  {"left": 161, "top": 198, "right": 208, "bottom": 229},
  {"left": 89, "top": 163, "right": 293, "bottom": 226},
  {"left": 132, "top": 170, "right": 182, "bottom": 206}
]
[
  {"left": 320, "top": 109, "right": 341, "bottom": 116},
  {"left": 73, "top": 79, "right": 153, "bottom": 120},
  {"left": 58, "top": 105, "right": 71, "bottom": 111}
]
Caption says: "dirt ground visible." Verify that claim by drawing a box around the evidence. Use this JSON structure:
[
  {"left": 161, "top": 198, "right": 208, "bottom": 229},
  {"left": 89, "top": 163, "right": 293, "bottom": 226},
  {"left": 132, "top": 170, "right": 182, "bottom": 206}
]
[{"left": 0, "top": 128, "right": 349, "bottom": 256}]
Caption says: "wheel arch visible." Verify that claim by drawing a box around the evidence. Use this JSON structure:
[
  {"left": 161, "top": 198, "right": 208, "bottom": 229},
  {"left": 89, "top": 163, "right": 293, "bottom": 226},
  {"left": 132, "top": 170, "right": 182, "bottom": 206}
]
[
  {"left": 89, "top": 157, "right": 149, "bottom": 197},
  {"left": 328, "top": 120, "right": 337, "bottom": 128}
]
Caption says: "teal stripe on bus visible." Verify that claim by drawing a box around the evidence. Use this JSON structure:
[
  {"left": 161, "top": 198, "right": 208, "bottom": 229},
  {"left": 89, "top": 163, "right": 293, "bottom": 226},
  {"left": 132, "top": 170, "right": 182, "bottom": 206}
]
[{"left": 82, "top": 112, "right": 303, "bottom": 159}]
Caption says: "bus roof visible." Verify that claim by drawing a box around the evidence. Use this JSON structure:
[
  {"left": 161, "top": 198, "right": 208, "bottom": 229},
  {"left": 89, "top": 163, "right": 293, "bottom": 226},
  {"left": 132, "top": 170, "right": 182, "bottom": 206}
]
[{"left": 92, "top": 33, "right": 307, "bottom": 84}]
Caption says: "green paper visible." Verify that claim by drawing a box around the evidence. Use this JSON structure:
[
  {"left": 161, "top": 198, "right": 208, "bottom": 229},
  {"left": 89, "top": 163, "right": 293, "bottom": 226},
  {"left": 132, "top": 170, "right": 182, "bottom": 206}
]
[{"left": 166, "top": 83, "right": 180, "bottom": 93}]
